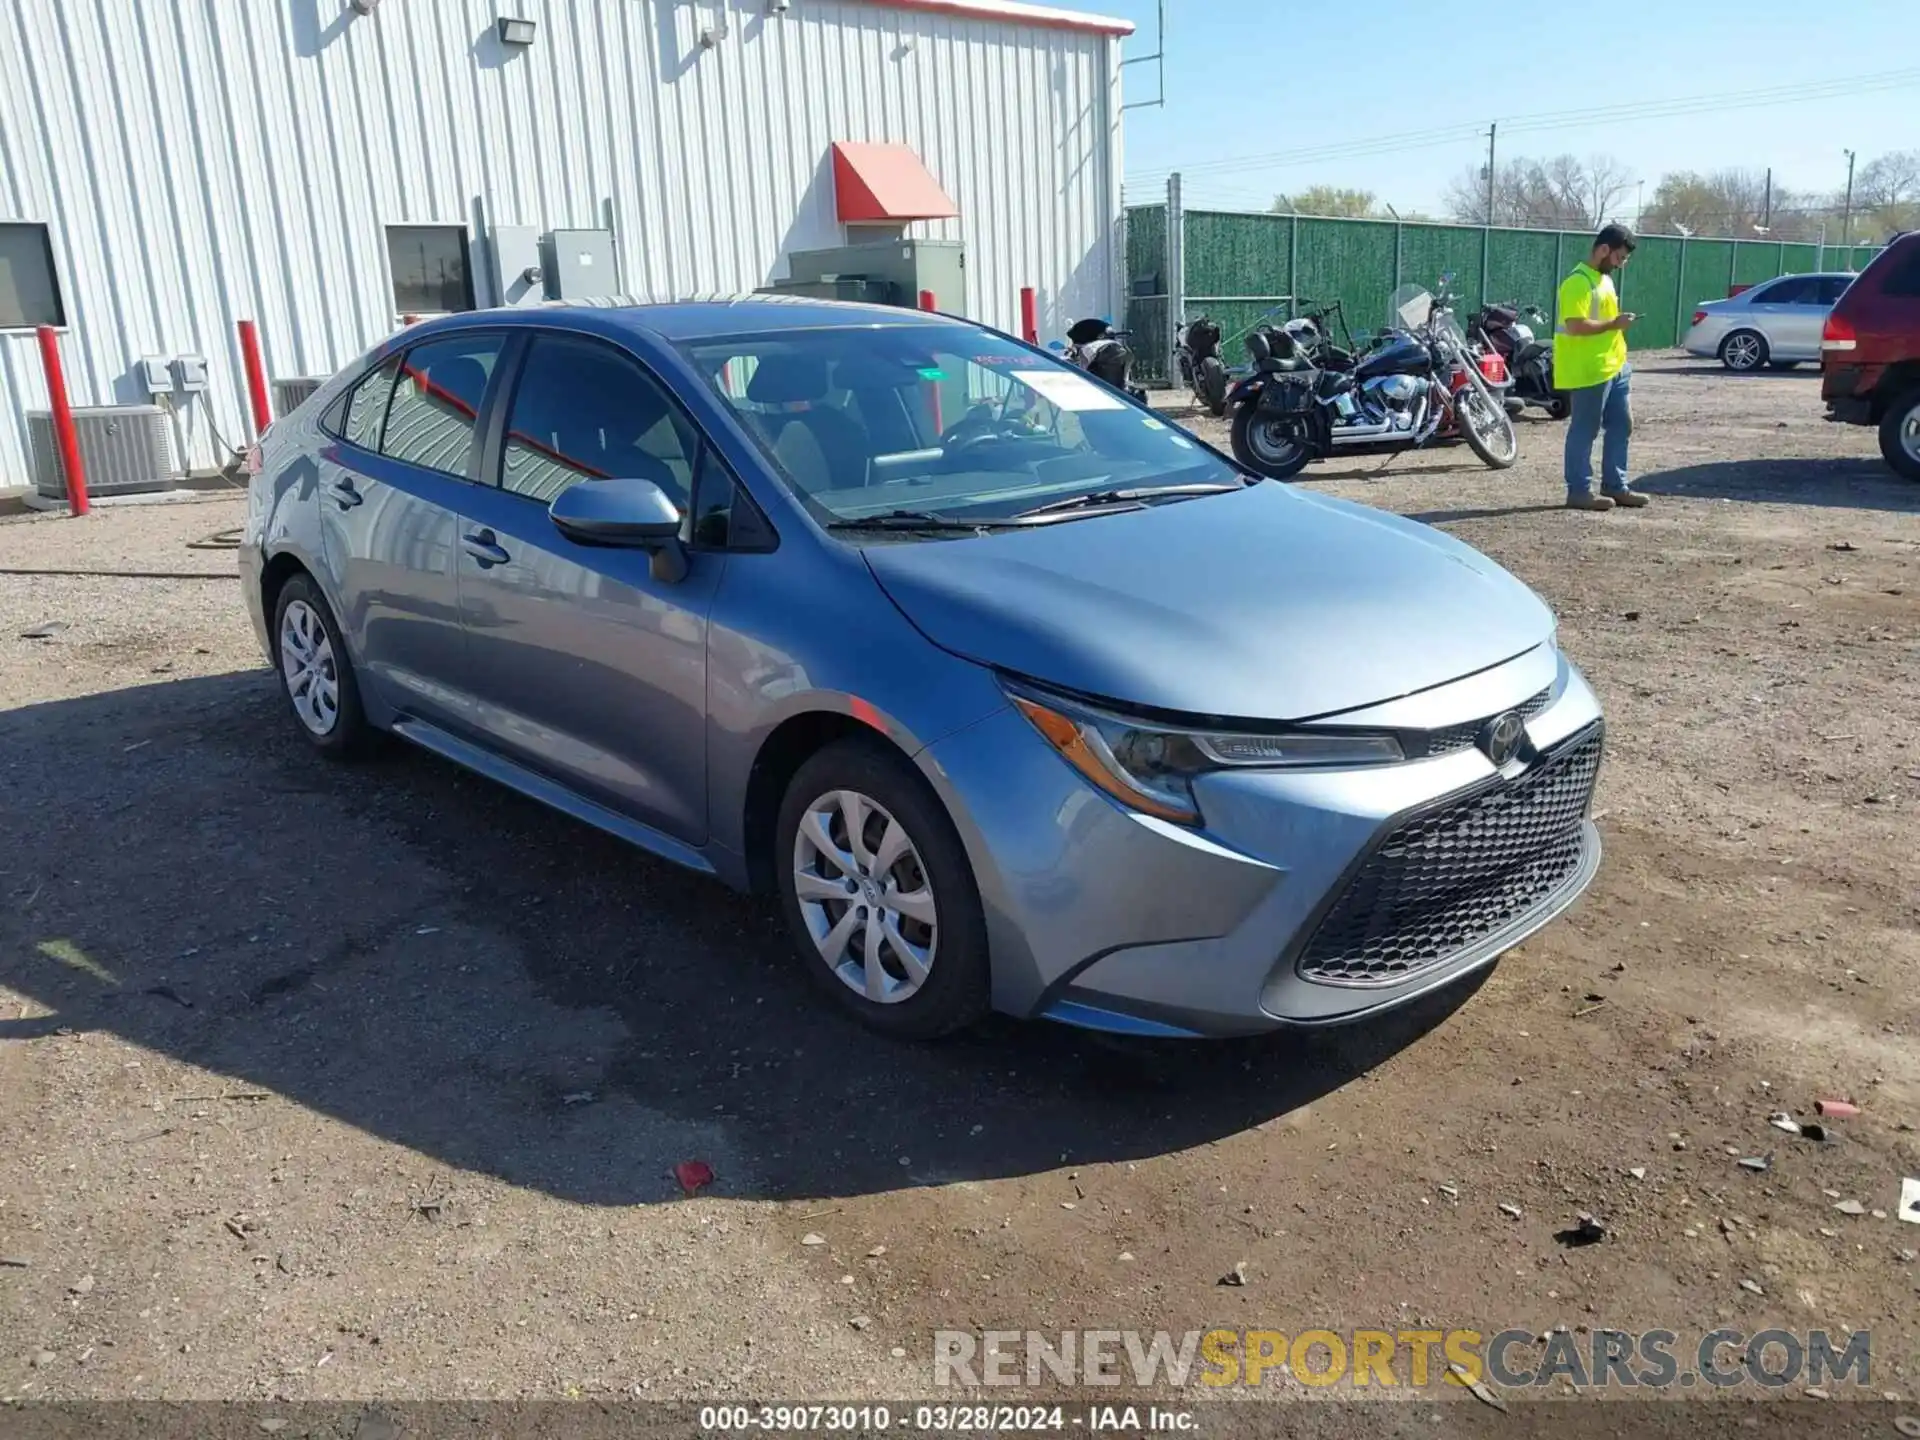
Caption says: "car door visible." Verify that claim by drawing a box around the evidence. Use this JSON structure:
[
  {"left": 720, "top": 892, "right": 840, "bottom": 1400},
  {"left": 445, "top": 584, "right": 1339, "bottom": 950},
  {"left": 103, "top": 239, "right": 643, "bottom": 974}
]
[
  {"left": 316, "top": 332, "right": 504, "bottom": 724},
  {"left": 452, "top": 328, "right": 724, "bottom": 843},
  {"left": 1753, "top": 276, "right": 1820, "bottom": 358}
]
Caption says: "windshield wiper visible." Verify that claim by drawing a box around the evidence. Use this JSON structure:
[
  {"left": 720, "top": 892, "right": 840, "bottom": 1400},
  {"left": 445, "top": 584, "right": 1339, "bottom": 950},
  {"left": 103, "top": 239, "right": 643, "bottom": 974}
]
[
  {"left": 1014, "top": 482, "right": 1248, "bottom": 519},
  {"left": 826, "top": 509, "right": 1036, "bottom": 533}
]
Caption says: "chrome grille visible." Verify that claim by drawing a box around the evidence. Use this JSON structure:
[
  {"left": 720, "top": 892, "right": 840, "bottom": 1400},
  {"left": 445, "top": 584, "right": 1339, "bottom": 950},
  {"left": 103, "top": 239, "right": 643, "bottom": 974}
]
[
  {"left": 1421, "top": 687, "right": 1553, "bottom": 758},
  {"left": 1295, "top": 724, "right": 1602, "bottom": 987}
]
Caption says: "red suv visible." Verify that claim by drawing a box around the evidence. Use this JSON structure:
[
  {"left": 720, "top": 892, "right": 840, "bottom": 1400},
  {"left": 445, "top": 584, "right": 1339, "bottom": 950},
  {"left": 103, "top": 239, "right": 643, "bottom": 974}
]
[{"left": 1822, "top": 231, "right": 1920, "bottom": 480}]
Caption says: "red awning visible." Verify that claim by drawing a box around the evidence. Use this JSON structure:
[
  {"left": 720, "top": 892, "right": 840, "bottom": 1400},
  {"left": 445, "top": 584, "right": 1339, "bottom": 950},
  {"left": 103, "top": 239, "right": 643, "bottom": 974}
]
[{"left": 831, "top": 142, "right": 959, "bottom": 224}]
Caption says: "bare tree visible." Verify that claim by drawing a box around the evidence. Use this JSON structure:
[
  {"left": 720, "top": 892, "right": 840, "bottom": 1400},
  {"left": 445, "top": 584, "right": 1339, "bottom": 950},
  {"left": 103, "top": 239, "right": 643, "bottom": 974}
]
[
  {"left": 1855, "top": 150, "right": 1920, "bottom": 238},
  {"left": 1444, "top": 153, "right": 1632, "bottom": 230},
  {"left": 1277, "top": 186, "right": 1378, "bottom": 219},
  {"left": 1639, "top": 169, "right": 1774, "bottom": 238}
]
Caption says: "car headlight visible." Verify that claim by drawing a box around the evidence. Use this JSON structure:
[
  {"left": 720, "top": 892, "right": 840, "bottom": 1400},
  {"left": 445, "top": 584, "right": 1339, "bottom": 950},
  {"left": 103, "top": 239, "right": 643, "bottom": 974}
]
[{"left": 1006, "top": 683, "right": 1404, "bottom": 826}]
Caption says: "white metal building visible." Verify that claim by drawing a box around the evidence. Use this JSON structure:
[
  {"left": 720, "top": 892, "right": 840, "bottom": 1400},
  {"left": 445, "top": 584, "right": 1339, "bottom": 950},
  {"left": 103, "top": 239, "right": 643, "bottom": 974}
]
[{"left": 0, "top": 0, "right": 1130, "bottom": 489}]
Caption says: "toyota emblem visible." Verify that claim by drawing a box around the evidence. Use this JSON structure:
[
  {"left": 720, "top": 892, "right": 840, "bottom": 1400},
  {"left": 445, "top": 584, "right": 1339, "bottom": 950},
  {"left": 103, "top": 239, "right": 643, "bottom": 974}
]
[{"left": 1480, "top": 711, "right": 1525, "bottom": 767}]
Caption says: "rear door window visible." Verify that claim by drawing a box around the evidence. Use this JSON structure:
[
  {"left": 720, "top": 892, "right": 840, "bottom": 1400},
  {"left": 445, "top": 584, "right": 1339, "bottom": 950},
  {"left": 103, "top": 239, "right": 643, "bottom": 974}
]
[
  {"left": 379, "top": 334, "right": 504, "bottom": 478},
  {"left": 1755, "top": 276, "right": 1812, "bottom": 305},
  {"left": 1816, "top": 276, "right": 1854, "bottom": 305}
]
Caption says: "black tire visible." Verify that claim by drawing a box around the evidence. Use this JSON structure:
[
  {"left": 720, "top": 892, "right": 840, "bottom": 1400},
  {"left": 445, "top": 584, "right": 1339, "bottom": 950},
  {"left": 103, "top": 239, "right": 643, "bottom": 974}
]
[
  {"left": 1229, "top": 403, "right": 1312, "bottom": 480},
  {"left": 1719, "top": 330, "right": 1768, "bottom": 372},
  {"left": 1879, "top": 389, "right": 1920, "bottom": 482},
  {"left": 1546, "top": 396, "right": 1572, "bottom": 421},
  {"left": 775, "top": 737, "right": 991, "bottom": 1040},
  {"left": 1197, "top": 356, "right": 1229, "bottom": 417},
  {"left": 270, "top": 574, "right": 377, "bottom": 758}
]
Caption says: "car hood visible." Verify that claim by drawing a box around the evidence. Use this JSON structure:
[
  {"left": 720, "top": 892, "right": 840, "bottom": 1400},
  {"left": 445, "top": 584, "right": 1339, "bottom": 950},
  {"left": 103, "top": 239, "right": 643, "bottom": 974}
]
[{"left": 860, "top": 483, "right": 1554, "bottom": 721}]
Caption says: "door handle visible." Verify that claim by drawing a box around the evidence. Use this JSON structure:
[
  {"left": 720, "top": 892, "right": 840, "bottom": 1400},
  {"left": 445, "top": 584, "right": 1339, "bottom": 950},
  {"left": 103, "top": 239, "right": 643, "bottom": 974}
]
[
  {"left": 326, "top": 477, "right": 363, "bottom": 509},
  {"left": 461, "top": 530, "right": 511, "bottom": 568}
]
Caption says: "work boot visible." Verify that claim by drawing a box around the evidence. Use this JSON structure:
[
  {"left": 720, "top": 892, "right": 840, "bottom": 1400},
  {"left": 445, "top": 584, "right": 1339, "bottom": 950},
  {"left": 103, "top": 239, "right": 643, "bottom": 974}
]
[
  {"left": 1603, "top": 489, "right": 1650, "bottom": 508},
  {"left": 1565, "top": 494, "right": 1616, "bottom": 512}
]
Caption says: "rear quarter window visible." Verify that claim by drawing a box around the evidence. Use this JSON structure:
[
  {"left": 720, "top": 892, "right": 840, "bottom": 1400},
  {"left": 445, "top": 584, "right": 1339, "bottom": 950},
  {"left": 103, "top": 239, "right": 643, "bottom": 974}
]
[{"left": 1881, "top": 242, "right": 1920, "bottom": 299}]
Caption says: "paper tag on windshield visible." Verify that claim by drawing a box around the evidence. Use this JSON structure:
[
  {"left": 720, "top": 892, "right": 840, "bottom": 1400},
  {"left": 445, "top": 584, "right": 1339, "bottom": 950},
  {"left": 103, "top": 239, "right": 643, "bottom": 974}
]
[{"left": 1012, "top": 369, "right": 1128, "bottom": 412}]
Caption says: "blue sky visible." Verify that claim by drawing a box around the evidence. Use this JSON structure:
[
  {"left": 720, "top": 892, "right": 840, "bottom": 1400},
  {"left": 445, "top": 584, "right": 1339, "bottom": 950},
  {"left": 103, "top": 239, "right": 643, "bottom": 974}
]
[{"left": 1099, "top": 0, "right": 1918, "bottom": 218}]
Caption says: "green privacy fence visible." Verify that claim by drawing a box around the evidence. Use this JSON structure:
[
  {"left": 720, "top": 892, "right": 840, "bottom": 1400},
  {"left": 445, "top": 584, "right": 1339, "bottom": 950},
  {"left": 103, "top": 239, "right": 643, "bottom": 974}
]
[{"left": 1125, "top": 203, "right": 1885, "bottom": 384}]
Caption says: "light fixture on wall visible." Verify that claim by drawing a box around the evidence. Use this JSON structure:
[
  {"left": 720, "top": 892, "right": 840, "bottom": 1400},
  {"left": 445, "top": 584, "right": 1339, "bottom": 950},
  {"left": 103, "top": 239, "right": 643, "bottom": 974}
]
[{"left": 497, "top": 16, "right": 537, "bottom": 46}]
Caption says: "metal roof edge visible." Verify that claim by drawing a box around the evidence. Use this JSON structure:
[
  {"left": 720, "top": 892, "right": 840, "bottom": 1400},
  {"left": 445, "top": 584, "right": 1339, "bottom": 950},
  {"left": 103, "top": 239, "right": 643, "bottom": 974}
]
[{"left": 854, "top": 0, "right": 1134, "bottom": 38}]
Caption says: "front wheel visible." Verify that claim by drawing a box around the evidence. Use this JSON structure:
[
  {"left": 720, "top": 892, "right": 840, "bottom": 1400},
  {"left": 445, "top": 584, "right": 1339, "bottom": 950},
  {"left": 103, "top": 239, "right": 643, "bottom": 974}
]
[
  {"left": 1454, "top": 374, "right": 1519, "bottom": 470},
  {"left": 776, "top": 738, "right": 990, "bottom": 1040},
  {"left": 1230, "top": 403, "right": 1313, "bottom": 480},
  {"left": 1880, "top": 389, "right": 1920, "bottom": 482},
  {"left": 1196, "top": 356, "right": 1229, "bottom": 417}
]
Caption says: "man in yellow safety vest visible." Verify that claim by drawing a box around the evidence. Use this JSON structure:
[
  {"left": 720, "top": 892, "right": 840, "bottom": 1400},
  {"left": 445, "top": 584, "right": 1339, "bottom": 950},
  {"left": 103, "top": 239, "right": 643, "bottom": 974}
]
[{"left": 1555, "top": 224, "right": 1646, "bottom": 511}]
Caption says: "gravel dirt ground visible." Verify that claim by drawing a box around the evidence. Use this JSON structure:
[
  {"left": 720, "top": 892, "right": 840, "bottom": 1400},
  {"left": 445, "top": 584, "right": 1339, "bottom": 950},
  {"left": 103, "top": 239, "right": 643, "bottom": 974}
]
[{"left": 1, "top": 355, "right": 1917, "bottom": 1429}]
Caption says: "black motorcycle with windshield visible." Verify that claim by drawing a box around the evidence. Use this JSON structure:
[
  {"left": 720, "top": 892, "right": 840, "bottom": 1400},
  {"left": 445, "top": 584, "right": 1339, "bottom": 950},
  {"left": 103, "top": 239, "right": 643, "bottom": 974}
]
[{"left": 1226, "top": 280, "right": 1518, "bottom": 480}]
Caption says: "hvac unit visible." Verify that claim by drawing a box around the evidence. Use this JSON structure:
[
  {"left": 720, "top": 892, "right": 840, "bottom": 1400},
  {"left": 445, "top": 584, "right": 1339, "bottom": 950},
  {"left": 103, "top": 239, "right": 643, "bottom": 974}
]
[
  {"left": 272, "top": 377, "right": 329, "bottom": 416},
  {"left": 26, "top": 405, "right": 176, "bottom": 499}
]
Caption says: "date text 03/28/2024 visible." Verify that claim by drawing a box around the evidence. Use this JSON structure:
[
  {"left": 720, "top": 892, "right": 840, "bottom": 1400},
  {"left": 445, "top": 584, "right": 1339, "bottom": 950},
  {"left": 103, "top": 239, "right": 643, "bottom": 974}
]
[{"left": 697, "top": 1405, "right": 1194, "bottom": 1432}]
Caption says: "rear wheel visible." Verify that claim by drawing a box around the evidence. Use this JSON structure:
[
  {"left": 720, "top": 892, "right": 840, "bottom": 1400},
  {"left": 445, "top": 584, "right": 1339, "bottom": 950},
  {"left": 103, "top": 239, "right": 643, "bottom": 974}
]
[
  {"left": 776, "top": 738, "right": 990, "bottom": 1040},
  {"left": 271, "top": 575, "right": 376, "bottom": 757},
  {"left": 1230, "top": 403, "right": 1313, "bottom": 479},
  {"left": 1546, "top": 394, "right": 1572, "bottom": 421},
  {"left": 1196, "top": 356, "right": 1229, "bottom": 417},
  {"left": 1880, "top": 390, "right": 1920, "bottom": 482},
  {"left": 1720, "top": 330, "right": 1768, "bottom": 372}
]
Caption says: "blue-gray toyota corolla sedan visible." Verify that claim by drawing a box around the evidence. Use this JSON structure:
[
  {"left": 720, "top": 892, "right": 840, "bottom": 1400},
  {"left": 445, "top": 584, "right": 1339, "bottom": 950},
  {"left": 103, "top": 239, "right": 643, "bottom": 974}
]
[{"left": 240, "top": 298, "right": 1603, "bottom": 1041}]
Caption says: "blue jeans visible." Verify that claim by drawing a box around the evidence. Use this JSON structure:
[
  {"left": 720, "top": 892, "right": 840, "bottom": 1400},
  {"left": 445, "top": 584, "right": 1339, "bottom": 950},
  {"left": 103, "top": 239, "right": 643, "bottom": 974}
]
[{"left": 1565, "top": 363, "right": 1633, "bottom": 499}]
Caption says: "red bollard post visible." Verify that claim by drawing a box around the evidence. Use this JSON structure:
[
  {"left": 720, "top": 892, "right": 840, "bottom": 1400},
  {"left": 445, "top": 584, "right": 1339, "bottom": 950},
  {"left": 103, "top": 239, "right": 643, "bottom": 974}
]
[
  {"left": 1020, "top": 286, "right": 1038, "bottom": 345},
  {"left": 916, "top": 291, "right": 942, "bottom": 432},
  {"left": 35, "top": 325, "right": 90, "bottom": 517},
  {"left": 237, "top": 319, "right": 273, "bottom": 439}
]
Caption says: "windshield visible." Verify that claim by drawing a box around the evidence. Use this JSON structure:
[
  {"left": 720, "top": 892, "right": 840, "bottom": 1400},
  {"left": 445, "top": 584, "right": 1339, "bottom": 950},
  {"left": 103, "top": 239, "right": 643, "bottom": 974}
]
[
  {"left": 1387, "top": 284, "right": 1433, "bottom": 332},
  {"left": 679, "top": 324, "right": 1237, "bottom": 527}
]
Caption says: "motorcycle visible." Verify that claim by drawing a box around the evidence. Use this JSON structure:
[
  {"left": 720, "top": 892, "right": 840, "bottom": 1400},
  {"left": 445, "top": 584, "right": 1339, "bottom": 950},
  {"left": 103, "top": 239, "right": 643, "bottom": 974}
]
[
  {"left": 1057, "top": 318, "right": 1149, "bottom": 404},
  {"left": 1174, "top": 315, "right": 1229, "bottom": 416},
  {"left": 1226, "top": 279, "right": 1518, "bottom": 480},
  {"left": 1470, "top": 300, "right": 1569, "bottom": 420}
]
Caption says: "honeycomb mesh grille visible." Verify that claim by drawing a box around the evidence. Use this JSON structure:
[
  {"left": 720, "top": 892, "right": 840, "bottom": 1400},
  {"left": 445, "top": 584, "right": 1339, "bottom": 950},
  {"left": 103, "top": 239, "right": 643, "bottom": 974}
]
[
  {"left": 1422, "top": 687, "right": 1554, "bottom": 759},
  {"left": 1296, "top": 724, "right": 1603, "bottom": 987}
]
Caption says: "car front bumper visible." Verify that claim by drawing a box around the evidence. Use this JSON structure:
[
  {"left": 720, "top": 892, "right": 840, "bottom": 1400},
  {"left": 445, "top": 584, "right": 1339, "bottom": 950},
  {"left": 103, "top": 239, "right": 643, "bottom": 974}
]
[{"left": 923, "top": 645, "right": 1604, "bottom": 1038}]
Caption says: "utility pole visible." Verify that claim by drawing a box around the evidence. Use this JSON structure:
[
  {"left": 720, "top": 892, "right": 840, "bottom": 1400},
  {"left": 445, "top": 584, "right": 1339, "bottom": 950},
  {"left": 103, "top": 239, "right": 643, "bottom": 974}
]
[
  {"left": 1763, "top": 167, "right": 1772, "bottom": 229},
  {"left": 1484, "top": 122, "right": 1498, "bottom": 225},
  {"left": 1841, "top": 149, "right": 1857, "bottom": 252}
]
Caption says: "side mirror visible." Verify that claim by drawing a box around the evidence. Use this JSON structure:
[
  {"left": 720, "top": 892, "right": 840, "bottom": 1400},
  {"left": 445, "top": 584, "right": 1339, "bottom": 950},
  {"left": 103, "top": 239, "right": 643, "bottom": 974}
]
[{"left": 549, "top": 477, "right": 688, "bottom": 582}]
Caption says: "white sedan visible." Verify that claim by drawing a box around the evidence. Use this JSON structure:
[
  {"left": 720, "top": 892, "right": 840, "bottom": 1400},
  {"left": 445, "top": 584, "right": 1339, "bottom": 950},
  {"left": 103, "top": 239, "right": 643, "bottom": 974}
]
[{"left": 1684, "top": 272, "right": 1856, "bottom": 371}]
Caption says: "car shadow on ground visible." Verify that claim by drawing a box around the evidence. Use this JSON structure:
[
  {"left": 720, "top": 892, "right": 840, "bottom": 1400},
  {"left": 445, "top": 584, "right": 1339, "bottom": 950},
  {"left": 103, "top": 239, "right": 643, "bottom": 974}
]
[
  {"left": 1636, "top": 456, "right": 1917, "bottom": 511},
  {"left": 0, "top": 673, "right": 1483, "bottom": 1208},
  {"left": 1661, "top": 362, "right": 1819, "bottom": 380}
]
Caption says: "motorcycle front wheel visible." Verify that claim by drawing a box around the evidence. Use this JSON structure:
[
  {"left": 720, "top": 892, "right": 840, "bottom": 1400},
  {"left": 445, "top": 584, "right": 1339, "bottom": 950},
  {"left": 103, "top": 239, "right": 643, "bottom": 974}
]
[
  {"left": 1230, "top": 404, "right": 1313, "bottom": 480},
  {"left": 1453, "top": 373, "right": 1519, "bottom": 470},
  {"left": 1197, "top": 357, "right": 1229, "bottom": 417}
]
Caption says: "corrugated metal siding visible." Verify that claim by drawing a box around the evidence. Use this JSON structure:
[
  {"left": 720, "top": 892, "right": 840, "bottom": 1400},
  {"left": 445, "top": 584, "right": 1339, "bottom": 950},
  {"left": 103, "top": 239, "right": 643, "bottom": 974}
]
[{"left": 0, "top": 0, "right": 1121, "bottom": 485}]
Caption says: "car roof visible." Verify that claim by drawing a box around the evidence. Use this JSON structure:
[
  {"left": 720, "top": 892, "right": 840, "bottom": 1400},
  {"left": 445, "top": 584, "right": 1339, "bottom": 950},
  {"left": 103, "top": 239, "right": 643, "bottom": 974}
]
[{"left": 405, "top": 295, "right": 958, "bottom": 344}]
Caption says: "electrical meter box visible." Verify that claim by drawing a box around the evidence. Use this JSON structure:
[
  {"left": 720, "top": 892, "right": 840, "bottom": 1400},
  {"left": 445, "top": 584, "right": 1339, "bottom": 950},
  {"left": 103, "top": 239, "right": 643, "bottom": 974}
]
[
  {"left": 490, "top": 225, "right": 543, "bottom": 307},
  {"left": 138, "top": 356, "right": 173, "bottom": 395},
  {"left": 170, "top": 354, "right": 209, "bottom": 392},
  {"left": 769, "top": 240, "right": 966, "bottom": 314},
  {"left": 542, "top": 229, "right": 617, "bottom": 300}
]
